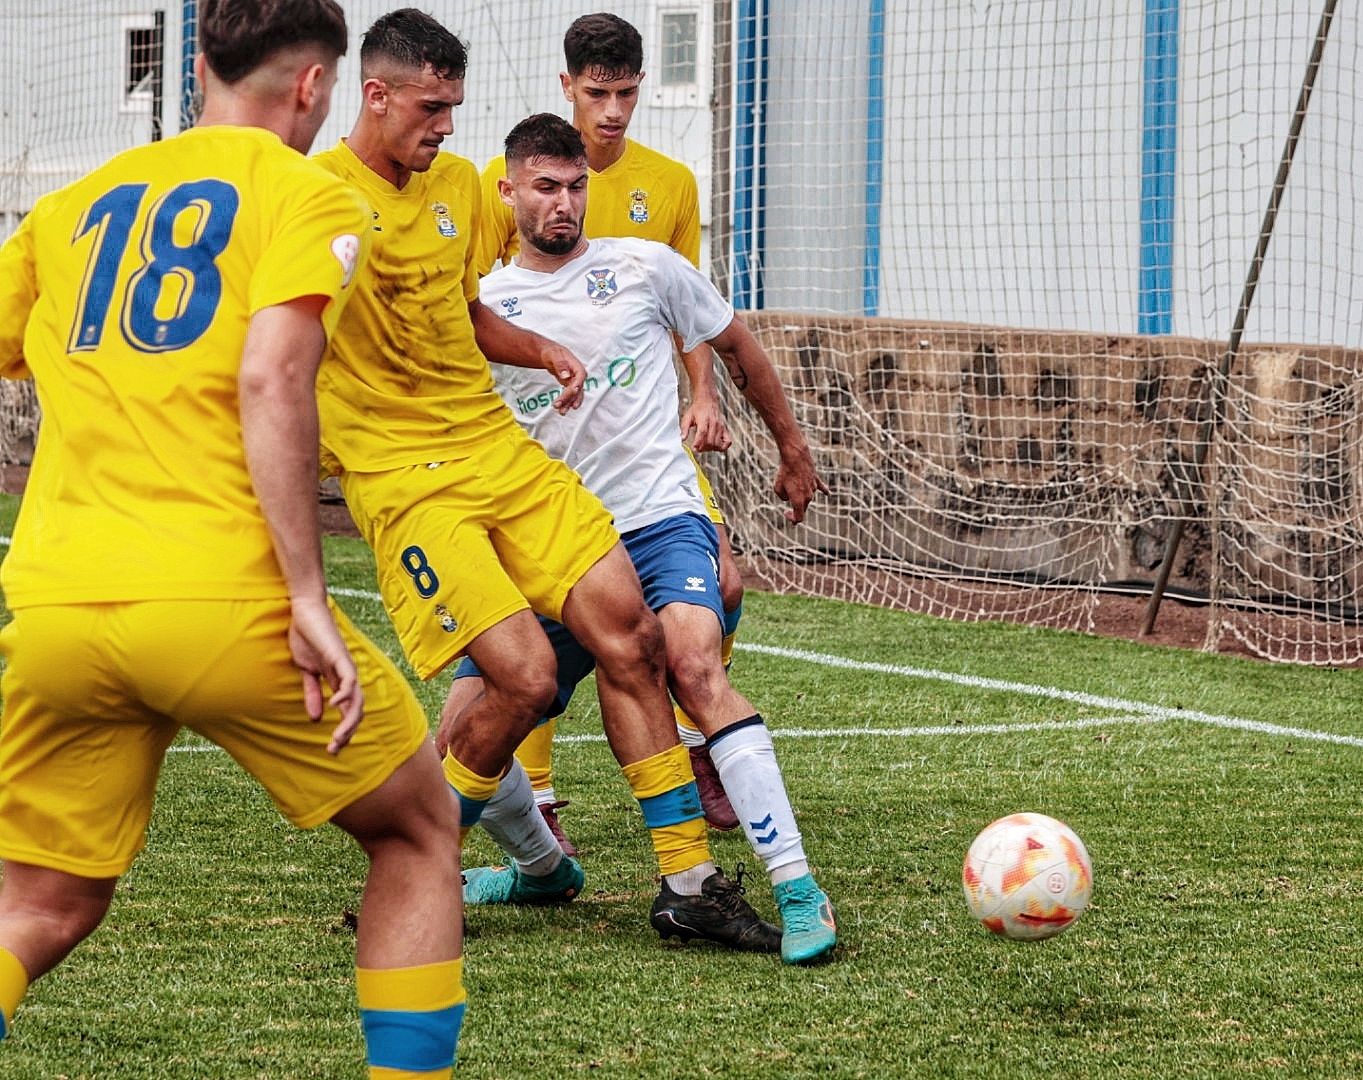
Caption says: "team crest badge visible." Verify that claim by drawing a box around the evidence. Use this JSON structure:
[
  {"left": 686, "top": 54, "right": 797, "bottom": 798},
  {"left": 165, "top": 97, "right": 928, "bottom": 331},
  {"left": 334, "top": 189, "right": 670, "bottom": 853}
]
[
  {"left": 433, "top": 603, "right": 458, "bottom": 633},
  {"left": 431, "top": 202, "right": 458, "bottom": 238},
  {"left": 586, "top": 268, "right": 618, "bottom": 302},
  {"left": 629, "top": 188, "right": 650, "bottom": 224}
]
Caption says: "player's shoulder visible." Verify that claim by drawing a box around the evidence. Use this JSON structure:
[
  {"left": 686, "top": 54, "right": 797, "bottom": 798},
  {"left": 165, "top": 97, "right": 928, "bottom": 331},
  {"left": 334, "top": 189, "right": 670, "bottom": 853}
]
[
  {"left": 480, "top": 153, "right": 508, "bottom": 181},
  {"left": 593, "top": 234, "right": 686, "bottom": 275},
  {"left": 623, "top": 140, "right": 697, "bottom": 185},
  {"left": 429, "top": 151, "right": 480, "bottom": 188}
]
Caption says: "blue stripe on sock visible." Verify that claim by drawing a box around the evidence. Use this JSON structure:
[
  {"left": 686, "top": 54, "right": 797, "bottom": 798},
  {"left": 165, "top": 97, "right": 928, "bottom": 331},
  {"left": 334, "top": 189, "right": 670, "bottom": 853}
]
[
  {"left": 362, "top": 1002, "right": 465, "bottom": 1071},
  {"left": 449, "top": 783, "right": 489, "bottom": 829},
  {"left": 722, "top": 600, "right": 743, "bottom": 639},
  {"left": 1, "top": 1010, "right": 7, "bottom": 1040},
  {"left": 639, "top": 782, "right": 702, "bottom": 827}
]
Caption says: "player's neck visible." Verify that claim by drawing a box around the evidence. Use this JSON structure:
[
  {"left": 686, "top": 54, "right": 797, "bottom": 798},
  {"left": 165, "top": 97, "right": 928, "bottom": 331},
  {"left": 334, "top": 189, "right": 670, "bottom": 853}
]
[
  {"left": 515, "top": 235, "right": 589, "bottom": 274},
  {"left": 583, "top": 138, "right": 627, "bottom": 174},
  {"left": 344, "top": 128, "right": 413, "bottom": 190}
]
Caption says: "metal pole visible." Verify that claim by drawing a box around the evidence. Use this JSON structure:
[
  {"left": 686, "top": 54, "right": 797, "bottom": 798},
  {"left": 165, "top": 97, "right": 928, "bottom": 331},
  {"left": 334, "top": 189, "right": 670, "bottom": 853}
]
[{"left": 1141, "top": 0, "right": 1340, "bottom": 636}]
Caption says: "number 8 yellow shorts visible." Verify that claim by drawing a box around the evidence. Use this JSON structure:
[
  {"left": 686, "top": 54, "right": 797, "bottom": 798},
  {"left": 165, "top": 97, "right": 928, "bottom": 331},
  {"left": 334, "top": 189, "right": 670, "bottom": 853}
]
[
  {"left": 0, "top": 597, "right": 427, "bottom": 878},
  {"left": 341, "top": 428, "right": 621, "bottom": 681}
]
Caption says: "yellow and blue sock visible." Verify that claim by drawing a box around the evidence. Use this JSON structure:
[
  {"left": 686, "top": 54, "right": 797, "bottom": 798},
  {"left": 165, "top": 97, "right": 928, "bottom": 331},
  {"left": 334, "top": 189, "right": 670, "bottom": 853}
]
[
  {"left": 0, "top": 946, "right": 29, "bottom": 1042},
  {"left": 357, "top": 958, "right": 465, "bottom": 1079},
  {"left": 513, "top": 716, "right": 558, "bottom": 804},
  {"left": 620, "top": 744, "right": 710, "bottom": 876},
  {"left": 443, "top": 753, "right": 501, "bottom": 841}
]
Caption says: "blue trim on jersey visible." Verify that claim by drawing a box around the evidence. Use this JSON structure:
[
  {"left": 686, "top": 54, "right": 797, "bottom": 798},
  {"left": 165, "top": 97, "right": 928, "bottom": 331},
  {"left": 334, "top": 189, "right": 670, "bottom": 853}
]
[
  {"left": 362, "top": 1002, "right": 465, "bottom": 1071},
  {"left": 449, "top": 784, "right": 490, "bottom": 829},
  {"left": 1, "top": 1009, "right": 7, "bottom": 1040},
  {"left": 707, "top": 714, "right": 766, "bottom": 750},
  {"left": 639, "top": 782, "right": 704, "bottom": 828}
]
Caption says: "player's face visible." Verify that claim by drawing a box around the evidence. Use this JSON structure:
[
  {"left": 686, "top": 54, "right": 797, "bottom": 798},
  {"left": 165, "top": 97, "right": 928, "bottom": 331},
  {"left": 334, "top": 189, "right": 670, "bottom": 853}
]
[
  {"left": 561, "top": 69, "right": 643, "bottom": 156},
  {"left": 508, "top": 156, "right": 589, "bottom": 257},
  {"left": 376, "top": 65, "right": 463, "bottom": 173}
]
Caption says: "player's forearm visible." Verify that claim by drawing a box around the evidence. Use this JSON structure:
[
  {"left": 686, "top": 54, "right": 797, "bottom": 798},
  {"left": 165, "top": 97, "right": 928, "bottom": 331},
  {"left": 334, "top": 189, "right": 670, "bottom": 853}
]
[
  {"left": 678, "top": 335, "right": 721, "bottom": 408},
  {"left": 713, "top": 319, "right": 808, "bottom": 459},
  {"left": 239, "top": 302, "right": 330, "bottom": 603},
  {"left": 470, "top": 296, "right": 556, "bottom": 370}
]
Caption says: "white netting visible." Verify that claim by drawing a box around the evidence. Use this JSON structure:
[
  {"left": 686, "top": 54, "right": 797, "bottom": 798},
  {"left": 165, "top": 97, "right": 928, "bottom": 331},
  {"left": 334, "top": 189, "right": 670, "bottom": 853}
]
[{"left": 3, "top": 2, "right": 1361, "bottom": 664}]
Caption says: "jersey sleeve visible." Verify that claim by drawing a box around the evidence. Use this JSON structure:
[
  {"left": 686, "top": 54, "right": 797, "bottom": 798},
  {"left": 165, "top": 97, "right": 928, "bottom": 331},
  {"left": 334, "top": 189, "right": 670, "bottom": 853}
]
[
  {"left": 670, "top": 165, "right": 702, "bottom": 268},
  {"left": 249, "top": 170, "right": 371, "bottom": 339},
  {"left": 473, "top": 155, "right": 517, "bottom": 277},
  {"left": 0, "top": 206, "right": 39, "bottom": 379},
  {"left": 648, "top": 244, "right": 732, "bottom": 352}
]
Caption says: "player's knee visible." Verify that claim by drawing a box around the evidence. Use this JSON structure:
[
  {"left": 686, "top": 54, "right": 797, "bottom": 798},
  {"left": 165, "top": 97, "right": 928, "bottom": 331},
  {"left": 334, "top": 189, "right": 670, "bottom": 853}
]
[
  {"left": 667, "top": 652, "right": 726, "bottom": 718},
  {"left": 483, "top": 668, "right": 558, "bottom": 727},
  {"left": 596, "top": 605, "right": 666, "bottom": 680}
]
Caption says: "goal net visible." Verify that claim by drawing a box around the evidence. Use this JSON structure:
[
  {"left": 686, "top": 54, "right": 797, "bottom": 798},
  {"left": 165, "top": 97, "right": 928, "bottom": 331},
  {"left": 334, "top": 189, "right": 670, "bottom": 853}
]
[{"left": 3, "top": 2, "right": 1361, "bottom": 665}]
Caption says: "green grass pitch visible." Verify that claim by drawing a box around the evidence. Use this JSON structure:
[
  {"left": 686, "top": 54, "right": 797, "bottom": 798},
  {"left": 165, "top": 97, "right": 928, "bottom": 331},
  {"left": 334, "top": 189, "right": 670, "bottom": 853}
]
[{"left": 1, "top": 492, "right": 1362, "bottom": 1077}]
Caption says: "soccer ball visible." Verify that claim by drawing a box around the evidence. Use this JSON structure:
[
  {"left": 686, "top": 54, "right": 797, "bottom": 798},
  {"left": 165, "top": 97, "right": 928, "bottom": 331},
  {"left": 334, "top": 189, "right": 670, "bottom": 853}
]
[{"left": 961, "top": 812, "right": 1092, "bottom": 941}]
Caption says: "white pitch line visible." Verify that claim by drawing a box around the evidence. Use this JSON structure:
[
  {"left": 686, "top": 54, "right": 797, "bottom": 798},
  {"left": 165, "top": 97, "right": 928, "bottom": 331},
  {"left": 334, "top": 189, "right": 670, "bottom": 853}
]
[{"left": 1, "top": 562, "right": 1353, "bottom": 751}]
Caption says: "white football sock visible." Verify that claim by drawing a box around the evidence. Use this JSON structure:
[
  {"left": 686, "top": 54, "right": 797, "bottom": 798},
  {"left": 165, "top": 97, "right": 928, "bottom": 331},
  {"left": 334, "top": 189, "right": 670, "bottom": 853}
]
[
  {"left": 480, "top": 759, "right": 563, "bottom": 877},
  {"left": 708, "top": 716, "right": 809, "bottom": 883}
]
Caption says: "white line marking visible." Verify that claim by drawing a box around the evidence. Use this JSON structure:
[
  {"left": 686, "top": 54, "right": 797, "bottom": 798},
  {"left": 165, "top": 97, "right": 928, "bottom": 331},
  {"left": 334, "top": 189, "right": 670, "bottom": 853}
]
[{"left": 2, "top": 543, "right": 1351, "bottom": 751}]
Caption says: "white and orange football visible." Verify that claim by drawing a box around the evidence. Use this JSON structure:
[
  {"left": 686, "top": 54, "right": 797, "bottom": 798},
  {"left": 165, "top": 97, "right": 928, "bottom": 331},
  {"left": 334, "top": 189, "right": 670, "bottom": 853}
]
[{"left": 962, "top": 812, "right": 1092, "bottom": 941}]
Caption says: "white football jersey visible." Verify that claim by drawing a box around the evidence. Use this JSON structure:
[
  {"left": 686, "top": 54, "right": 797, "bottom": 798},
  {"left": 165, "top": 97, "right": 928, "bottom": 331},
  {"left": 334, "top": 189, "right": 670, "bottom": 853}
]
[{"left": 480, "top": 236, "right": 733, "bottom": 531}]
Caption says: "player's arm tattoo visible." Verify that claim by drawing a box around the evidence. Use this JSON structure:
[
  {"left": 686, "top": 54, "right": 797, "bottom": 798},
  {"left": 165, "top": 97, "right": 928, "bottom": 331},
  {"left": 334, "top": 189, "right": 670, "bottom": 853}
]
[{"left": 721, "top": 352, "right": 750, "bottom": 391}]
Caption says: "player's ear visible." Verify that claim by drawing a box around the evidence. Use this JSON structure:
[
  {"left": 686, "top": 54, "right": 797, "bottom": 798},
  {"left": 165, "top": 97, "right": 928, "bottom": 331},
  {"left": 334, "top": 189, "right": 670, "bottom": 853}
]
[
  {"left": 362, "top": 77, "right": 389, "bottom": 116},
  {"left": 297, "top": 62, "right": 324, "bottom": 112},
  {"left": 559, "top": 71, "right": 572, "bottom": 103},
  {"left": 497, "top": 176, "right": 515, "bottom": 208}
]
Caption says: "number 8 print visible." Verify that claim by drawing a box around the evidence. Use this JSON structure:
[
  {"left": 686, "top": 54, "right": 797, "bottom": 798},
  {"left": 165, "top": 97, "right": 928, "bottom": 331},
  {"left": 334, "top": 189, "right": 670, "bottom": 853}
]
[{"left": 400, "top": 545, "right": 440, "bottom": 598}]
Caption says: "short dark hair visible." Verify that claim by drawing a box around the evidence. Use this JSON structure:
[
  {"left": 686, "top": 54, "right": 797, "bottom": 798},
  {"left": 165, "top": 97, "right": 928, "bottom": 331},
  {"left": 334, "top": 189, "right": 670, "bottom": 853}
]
[
  {"left": 199, "top": 0, "right": 348, "bottom": 84},
  {"left": 360, "top": 8, "right": 467, "bottom": 80},
  {"left": 504, "top": 113, "right": 587, "bottom": 167},
  {"left": 563, "top": 13, "right": 642, "bottom": 79}
]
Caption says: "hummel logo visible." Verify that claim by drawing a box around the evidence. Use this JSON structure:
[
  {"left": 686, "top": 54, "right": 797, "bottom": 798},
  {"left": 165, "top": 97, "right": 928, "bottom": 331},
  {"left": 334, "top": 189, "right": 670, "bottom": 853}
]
[
  {"left": 684, "top": 576, "right": 706, "bottom": 592},
  {"left": 750, "top": 813, "right": 779, "bottom": 845}
]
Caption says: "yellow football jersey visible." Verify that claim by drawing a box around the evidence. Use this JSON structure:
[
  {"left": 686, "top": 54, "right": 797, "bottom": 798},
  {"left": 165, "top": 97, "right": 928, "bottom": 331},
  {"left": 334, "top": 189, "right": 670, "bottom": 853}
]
[
  {"left": 0, "top": 126, "right": 369, "bottom": 608},
  {"left": 475, "top": 138, "right": 701, "bottom": 274},
  {"left": 316, "top": 142, "right": 520, "bottom": 472}
]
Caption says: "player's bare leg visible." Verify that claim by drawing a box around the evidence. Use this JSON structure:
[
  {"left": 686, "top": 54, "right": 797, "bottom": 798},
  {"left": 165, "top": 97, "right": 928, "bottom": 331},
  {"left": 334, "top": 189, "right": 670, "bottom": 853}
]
[{"left": 659, "top": 601, "right": 837, "bottom": 965}]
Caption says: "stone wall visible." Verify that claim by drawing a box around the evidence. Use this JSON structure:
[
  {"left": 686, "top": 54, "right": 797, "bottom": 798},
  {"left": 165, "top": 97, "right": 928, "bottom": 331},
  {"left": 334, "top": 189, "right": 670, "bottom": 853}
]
[{"left": 709, "top": 313, "right": 1363, "bottom": 606}]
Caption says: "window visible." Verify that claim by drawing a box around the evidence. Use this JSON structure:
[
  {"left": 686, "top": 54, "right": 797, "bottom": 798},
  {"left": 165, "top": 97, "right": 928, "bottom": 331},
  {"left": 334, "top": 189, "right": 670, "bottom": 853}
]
[
  {"left": 659, "top": 11, "right": 698, "bottom": 87},
  {"left": 124, "top": 18, "right": 163, "bottom": 103}
]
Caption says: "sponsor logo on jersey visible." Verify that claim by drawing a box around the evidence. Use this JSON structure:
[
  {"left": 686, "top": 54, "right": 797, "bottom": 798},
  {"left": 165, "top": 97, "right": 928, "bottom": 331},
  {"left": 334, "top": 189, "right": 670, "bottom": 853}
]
[
  {"left": 331, "top": 233, "right": 360, "bottom": 287},
  {"left": 586, "top": 268, "right": 618, "bottom": 302},
  {"left": 431, "top": 202, "right": 458, "bottom": 238},
  {"left": 514, "top": 356, "right": 638, "bottom": 416},
  {"left": 434, "top": 603, "right": 458, "bottom": 633},
  {"left": 500, "top": 296, "right": 523, "bottom": 318},
  {"left": 629, "top": 188, "right": 650, "bottom": 224}
]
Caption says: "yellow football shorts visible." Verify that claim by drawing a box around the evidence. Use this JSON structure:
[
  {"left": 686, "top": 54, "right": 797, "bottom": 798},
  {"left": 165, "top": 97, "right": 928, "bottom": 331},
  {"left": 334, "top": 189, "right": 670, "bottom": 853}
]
[
  {"left": 342, "top": 431, "right": 620, "bottom": 680},
  {"left": 0, "top": 597, "right": 428, "bottom": 878},
  {"left": 684, "top": 444, "right": 727, "bottom": 527}
]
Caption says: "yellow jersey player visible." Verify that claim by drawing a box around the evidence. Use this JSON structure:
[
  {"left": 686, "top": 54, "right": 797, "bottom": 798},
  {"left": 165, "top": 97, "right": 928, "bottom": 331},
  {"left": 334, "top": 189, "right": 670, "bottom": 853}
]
[
  {"left": 314, "top": 8, "right": 779, "bottom": 954},
  {"left": 0, "top": 2, "right": 465, "bottom": 1075},
  {"left": 469, "top": 12, "right": 746, "bottom": 852}
]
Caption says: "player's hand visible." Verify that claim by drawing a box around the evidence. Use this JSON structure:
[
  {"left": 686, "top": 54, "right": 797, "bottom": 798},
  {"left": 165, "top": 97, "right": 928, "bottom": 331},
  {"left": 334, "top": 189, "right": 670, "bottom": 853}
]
[
  {"left": 773, "top": 443, "right": 829, "bottom": 524},
  {"left": 287, "top": 595, "right": 365, "bottom": 754},
  {"left": 541, "top": 343, "right": 587, "bottom": 412},
  {"left": 681, "top": 398, "right": 733, "bottom": 453}
]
